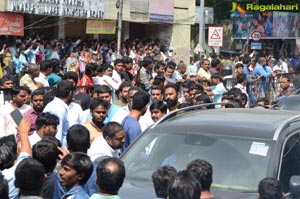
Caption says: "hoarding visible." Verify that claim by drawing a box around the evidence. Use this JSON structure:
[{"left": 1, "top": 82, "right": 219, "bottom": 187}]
[
  {"left": 149, "top": 0, "right": 174, "bottom": 23},
  {"left": 0, "top": 12, "right": 24, "bottom": 36},
  {"left": 86, "top": 20, "right": 116, "bottom": 35},
  {"left": 6, "top": 0, "right": 104, "bottom": 19}
]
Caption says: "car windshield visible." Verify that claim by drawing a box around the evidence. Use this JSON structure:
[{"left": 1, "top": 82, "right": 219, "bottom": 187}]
[
  {"left": 122, "top": 130, "right": 273, "bottom": 191},
  {"left": 279, "top": 98, "right": 300, "bottom": 111}
]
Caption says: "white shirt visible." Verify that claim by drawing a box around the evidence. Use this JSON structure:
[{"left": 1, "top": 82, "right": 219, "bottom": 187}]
[
  {"left": 88, "top": 135, "right": 120, "bottom": 161},
  {"left": 0, "top": 103, "right": 31, "bottom": 137},
  {"left": 111, "top": 105, "right": 130, "bottom": 124},
  {"left": 68, "top": 102, "right": 84, "bottom": 126},
  {"left": 139, "top": 107, "right": 154, "bottom": 132},
  {"left": 43, "top": 97, "right": 69, "bottom": 146},
  {"left": 212, "top": 82, "right": 226, "bottom": 108},
  {"left": 34, "top": 72, "right": 49, "bottom": 87},
  {"left": 29, "top": 131, "right": 41, "bottom": 147}
]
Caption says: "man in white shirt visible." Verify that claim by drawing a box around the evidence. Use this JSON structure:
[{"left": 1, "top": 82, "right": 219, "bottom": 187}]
[
  {"left": 88, "top": 122, "right": 125, "bottom": 161},
  {"left": 34, "top": 60, "right": 52, "bottom": 87},
  {"left": 29, "top": 112, "right": 59, "bottom": 147},
  {"left": 43, "top": 80, "right": 75, "bottom": 146},
  {"left": 0, "top": 86, "right": 31, "bottom": 137},
  {"left": 204, "top": 74, "right": 226, "bottom": 108}
]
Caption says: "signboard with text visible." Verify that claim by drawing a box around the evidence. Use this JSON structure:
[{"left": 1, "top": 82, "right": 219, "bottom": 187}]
[
  {"left": 6, "top": 0, "right": 104, "bottom": 19},
  {"left": 208, "top": 26, "right": 223, "bottom": 47},
  {"left": 0, "top": 12, "right": 24, "bottom": 36},
  {"left": 86, "top": 20, "right": 116, "bottom": 34},
  {"left": 149, "top": 0, "right": 174, "bottom": 23}
]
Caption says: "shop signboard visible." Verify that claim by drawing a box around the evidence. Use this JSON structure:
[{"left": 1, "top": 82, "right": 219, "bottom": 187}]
[
  {"left": 86, "top": 20, "right": 116, "bottom": 35},
  {"left": 6, "top": 0, "right": 104, "bottom": 19},
  {"left": 0, "top": 12, "right": 24, "bottom": 36},
  {"left": 250, "top": 42, "right": 262, "bottom": 50},
  {"left": 149, "top": 0, "right": 174, "bottom": 23}
]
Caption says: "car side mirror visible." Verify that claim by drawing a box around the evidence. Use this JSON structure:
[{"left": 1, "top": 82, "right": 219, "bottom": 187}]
[{"left": 290, "top": 176, "right": 300, "bottom": 198}]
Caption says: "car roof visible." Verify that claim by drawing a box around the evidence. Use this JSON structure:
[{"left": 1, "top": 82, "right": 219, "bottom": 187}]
[{"left": 152, "top": 108, "right": 300, "bottom": 140}]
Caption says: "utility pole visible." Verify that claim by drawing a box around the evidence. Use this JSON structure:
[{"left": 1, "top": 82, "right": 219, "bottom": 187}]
[
  {"left": 116, "top": 0, "right": 123, "bottom": 58},
  {"left": 198, "top": 0, "right": 205, "bottom": 56}
]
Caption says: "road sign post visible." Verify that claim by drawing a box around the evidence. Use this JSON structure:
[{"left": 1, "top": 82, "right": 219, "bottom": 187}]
[{"left": 208, "top": 26, "right": 223, "bottom": 47}]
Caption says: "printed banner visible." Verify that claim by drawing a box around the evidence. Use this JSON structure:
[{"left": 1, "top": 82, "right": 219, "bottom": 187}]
[
  {"left": 232, "top": 11, "right": 300, "bottom": 39},
  {"left": 149, "top": 0, "right": 174, "bottom": 23},
  {"left": 7, "top": 0, "right": 104, "bottom": 19},
  {"left": 86, "top": 20, "right": 116, "bottom": 34},
  {"left": 0, "top": 13, "right": 24, "bottom": 36}
]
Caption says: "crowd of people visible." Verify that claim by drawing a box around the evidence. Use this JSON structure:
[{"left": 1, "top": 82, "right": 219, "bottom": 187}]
[{"left": 0, "top": 34, "right": 299, "bottom": 198}]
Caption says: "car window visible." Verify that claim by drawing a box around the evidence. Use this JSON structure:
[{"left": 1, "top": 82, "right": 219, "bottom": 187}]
[
  {"left": 279, "top": 132, "right": 300, "bottom": 193},
  {"left": 122, "top": 130, "right": 273, "bottom": 191}
]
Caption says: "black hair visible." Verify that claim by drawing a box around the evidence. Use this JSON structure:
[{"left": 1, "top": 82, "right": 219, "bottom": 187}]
[
  {"left": 195, "top": 94, "right": 211, "bottom": 104},
  {"left": 187, "top": 159, "right": 213, "bottom": 191},
  {"left": 119, "top": 81, "right": 131, "bottom": 92},
  {"left": 96, "top": 157, "right": 126, "bottom": 195},
  {"left": 242, "top": 56, "right": 251, "bottom": 64},
  {"left": 36, "top": 112, "right": 59, "bottom": 130},
  {"left": 258, "top": 177, "right": 283, "bottom": 199},
  {"left": 11, "top": 86, "right": 28, "bottom": 97},
  {"left": 164, "top": 83, "right": 179, "bottom": 93},
  {"left": 64, "top": 71, "right": 79, "bottom": 85},
  {"left": 102, "top": 63, "right": 114, "bottom": 72},
  {"left": 114, "top": 58, "right": 123, "bottom": 66},
  {"left": 43, "top": 90, "right": 55, "bottom": 107},
  {"left": 0, "top": 176, "right": 8, "bottom": 199},
  {"left": 235, "top": 63, "right": 244, "bottom": 69},
  {"left": 31, "top": 88, "right": 44, "bottom": 100},
  {"left": 15, "top": 158, "right": 45, "bottom": 196},
  {"left": 121, "top": 56, "right": 133, "bottom": 64},
  {"left": 0, "top": 136, "right": 17, "bottom": 170},
  {"left": 102, "top": 122, "right": 124, "bottom": 138},
  {"left": 131, "top": 91, "right": 149, "bottom": 110},
  {"left": 32, "top": 140, "right": 60, "bottom": 173},
  {"left": 92, "top": 85, "right": 112, "bottom": 96},
  {"left": 152, "top": 166, "right": 177, "bottom": 198},
  {"left": 89, "top": 98, "right": 110, "bottom": 111},
  {"left": 236, "top": 73, "right": 247, "bottom": 84},
  {"left": 154, "top": 62, "right": 165, "bottom": 71},
  {"left": 40, "top": 60, "right": 52, "bottom": 72},
  {"left": 168, "top": 170, "right": 201, "bottom": 199},
  {"left": 150, "top": 101, "right": 168, "bottom": 114},
  {"left": 143, "top": 56, "right": 153, "bottom": 66},
  {"left": 211, "top": 59, "right": 220, "bottom": 68},
  {"left": 178, "top": 103, "right": 193, "bottom": 109},
  {"left": 67, "top": 125, "right": 91, "bottom": 153},
  {"left": 151, "top": 85, "right": 163, "bottom": 94},
  {"left": 55, "top": 80, "right": 75, "bottom": 98},
  {"left": 61, "top": 152, "right": 93, "bottom": 185},
  {"left": 153, "top": 75, "right": 165, "bottom": 86},
  {"left": 85, "top": 63, "right": 96, "bottom": 76},
  {"left": 211, "top": 73, "right": 223, "bottom": 82},
  {"left": 182, "top": 79, "right": 194, "bottom": 89},
  {"left": 0, "top": 76, "right": 12, "bottom": 86}
]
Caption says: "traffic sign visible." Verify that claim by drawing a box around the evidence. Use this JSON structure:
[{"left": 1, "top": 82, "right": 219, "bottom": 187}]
[
  {"left": 208, "top": 26, "right": 223, "bottom": 47},
  {"left": 251, "top": 31, "right": 262, "bottom": 41}
]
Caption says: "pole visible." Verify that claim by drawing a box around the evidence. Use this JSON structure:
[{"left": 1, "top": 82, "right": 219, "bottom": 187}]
[
  {"left": 199, "top": 0, "right": 205, "bottom": 56},
  {"left": 117, "top": 0, "right": 123, "bottom": 58}
]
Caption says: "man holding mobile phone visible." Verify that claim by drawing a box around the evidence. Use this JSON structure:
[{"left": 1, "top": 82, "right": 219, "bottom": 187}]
[{"left": 0, "top": 86, "right": 31, "bottom": 137}]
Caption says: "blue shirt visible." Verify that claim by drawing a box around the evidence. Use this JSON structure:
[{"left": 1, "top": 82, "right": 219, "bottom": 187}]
[
  {"left": 87, "top": 104, "right": 120, "bottom": 124},
  {"left": 253, "top": 63, "right": 271, "bottom": 78},
  {"left": 62, "top": 185, "right": 89, "bottom": 199},
  {"left": 122, "top": 115, "right": 142, "bottom": 149},
  {"left": 53, "top": 163, "right": 98, "bottom": 199},
  {"left": 47, "top": 72, "right": 62, "bottom": 87}
]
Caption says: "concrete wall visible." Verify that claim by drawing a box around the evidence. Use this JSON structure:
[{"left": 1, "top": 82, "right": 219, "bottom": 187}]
[{"left": 172, "top": 0, "right": 195, "bottom": 64}]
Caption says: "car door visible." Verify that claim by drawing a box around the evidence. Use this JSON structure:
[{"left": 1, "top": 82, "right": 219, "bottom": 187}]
[{"left": 278, "top": 132, "right": 300, "bottom": 193}]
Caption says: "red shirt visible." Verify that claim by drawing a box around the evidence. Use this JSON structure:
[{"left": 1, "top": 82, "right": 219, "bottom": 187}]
[
  {"left": 23, "top": 108, "right": 39, "bottom": 135},
  {"left": 78, "top": 74, "right": 94, "bottom": 93}
]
